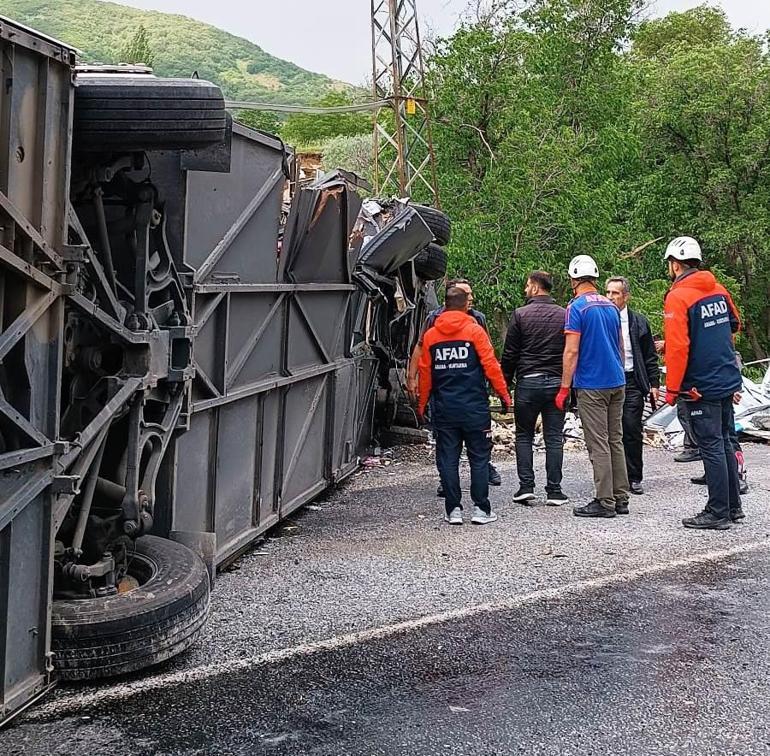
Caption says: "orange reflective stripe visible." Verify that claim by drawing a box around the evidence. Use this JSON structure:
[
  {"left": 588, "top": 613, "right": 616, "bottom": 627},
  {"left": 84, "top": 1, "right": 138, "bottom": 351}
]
[
  {"left": 663, "top": 290, "right": 690, "bottom": 393},
  {"left": 417, "top": 328, "right": 436, "bottom": 414},
  {"left": 468, "top": 324, "right": 510, "bottom": 404}
]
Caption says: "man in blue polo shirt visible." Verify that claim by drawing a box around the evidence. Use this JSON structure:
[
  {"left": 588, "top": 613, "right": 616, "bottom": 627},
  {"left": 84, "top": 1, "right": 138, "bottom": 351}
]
[{"left": 556, "top": 255, "right": 629, "bottom": 517}]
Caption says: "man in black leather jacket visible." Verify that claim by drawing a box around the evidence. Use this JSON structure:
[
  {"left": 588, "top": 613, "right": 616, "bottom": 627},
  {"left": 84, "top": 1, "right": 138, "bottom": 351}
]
[
  {"left": 605, "top": 277, "right": 660, "bottom": 495},
  {"left": 501, "top": 271, "right": 568, "bottom": 505}
]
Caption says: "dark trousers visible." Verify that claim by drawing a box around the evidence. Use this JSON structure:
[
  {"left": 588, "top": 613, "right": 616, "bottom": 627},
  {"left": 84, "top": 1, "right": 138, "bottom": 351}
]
[
  {"left": 622, "top": 373, "right": 645, "bottom": 484},
  {"left": 677, "top": 400, "right": 698, "bottom": 450},
  {"left": 428, "top": 407, "right": 498, "bottom": 480},
  {"left": 683, "top": 396, "right": 741, "bottom": 521},
  {"left": 435, "top": 425, "right": 491, "bottom": 515},
  {"left": 680, "top": 397, "right": 743, "bottom": 455},
  {"left": 514, "top": 376, "right": 565, "bottom": 493}
]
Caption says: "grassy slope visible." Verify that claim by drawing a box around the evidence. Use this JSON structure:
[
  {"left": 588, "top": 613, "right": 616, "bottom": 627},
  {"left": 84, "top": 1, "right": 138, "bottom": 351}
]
[{"left": 3, "top": 0, "right": 347, "bottom": 104}]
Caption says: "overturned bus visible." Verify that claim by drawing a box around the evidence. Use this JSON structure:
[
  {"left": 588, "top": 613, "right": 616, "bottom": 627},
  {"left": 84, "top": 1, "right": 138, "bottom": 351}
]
[{"left": 0, "top": 16, "right": 450, "bottom": 723}]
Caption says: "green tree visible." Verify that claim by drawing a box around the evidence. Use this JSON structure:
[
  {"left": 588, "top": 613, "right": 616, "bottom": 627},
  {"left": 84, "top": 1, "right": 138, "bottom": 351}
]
[
  {"left": 428, "top": 0, "right": 644, "bottom": 338},
  {"left": 631, "top": 6, "right": 732, "bottom": 60},
  {"left": 118, "top": 24, "right": 154, "bottom": 67},
  {"left": 426, "top": 1, "right": 770, "bottom": 357},
  {"left": 630, "top": 12, "right": 770, "bottom": 357},
  {"left": 281, "top": 92, "right": 372, "bottom": 148},
  {"left": 321, "top": 134, "right": 374, "bottom": 184},
  {"left": 235, "top": 109, "right": 282, "bottom": 135}
]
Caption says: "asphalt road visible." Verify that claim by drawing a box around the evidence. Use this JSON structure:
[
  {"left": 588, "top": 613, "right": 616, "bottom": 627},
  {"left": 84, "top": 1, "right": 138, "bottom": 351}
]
[{"left": 4, "top": 445, "right": 770, "bottom": 755}]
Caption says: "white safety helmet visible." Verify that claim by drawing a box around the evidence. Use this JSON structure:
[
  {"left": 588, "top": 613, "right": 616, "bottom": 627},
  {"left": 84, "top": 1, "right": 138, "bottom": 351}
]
[
  {"left": 567, "top": 254, "right": 599, "bottom": 280},
  {"left": 664, "top": 236, "right": 702, "bottom": 262}
]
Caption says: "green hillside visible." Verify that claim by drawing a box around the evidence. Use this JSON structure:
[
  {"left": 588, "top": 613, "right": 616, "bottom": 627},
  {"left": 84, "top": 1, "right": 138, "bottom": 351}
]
[{"left": 2, "top": 0, "right": 349, "bottom": 104}]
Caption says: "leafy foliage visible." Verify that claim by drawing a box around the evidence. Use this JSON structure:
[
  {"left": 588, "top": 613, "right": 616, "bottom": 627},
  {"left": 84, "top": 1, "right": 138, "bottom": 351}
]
[
  {"left": 631, "top": 12, "right": 770, "bottom": 357},
  {"left": 321, "top": 135, "right": 374, "bottom": 184},
  {"left": 234, "top": 110, "right": 283, "bottom": 136},
  {"left": 281, "top": 93, "right": 372, "bottom": 148},
  {"left": 118, "top": 24, "right": 153, "bottom": 66},
  {"left": 428, "top": 2, "right": 770, "bottom": 356},
  {"left": 4, "top": 0, "right": 349, "bottom": 105}
]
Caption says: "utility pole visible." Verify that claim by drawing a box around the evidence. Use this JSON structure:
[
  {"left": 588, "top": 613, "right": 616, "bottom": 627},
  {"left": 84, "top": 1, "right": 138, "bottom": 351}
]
[{"left": 371, "top": 0, "right": 440, "bottom": 207}]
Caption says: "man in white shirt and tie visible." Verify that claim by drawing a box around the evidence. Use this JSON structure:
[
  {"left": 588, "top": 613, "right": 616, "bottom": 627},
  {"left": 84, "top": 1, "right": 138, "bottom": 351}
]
[{"left": 605, "top": 277, "right": 661, "bottom": 495}]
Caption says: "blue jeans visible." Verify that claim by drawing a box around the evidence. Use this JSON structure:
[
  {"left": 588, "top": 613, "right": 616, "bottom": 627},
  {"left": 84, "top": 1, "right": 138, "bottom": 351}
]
[
  {"left": 683, "top": 395, "right": 741, "bottom": 520},
  {"left": 435, "top": 425, "right": 492, "bottom": 515},
  {"left": 514, "top": 375, "right": 565, "bottom": 493}
]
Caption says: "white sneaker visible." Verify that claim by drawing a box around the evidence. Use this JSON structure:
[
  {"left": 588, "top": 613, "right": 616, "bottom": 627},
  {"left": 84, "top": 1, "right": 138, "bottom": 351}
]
[
  {"left": 512, "top": 488, "right": 536, "bottom": 502},
  {"left": 471, "top": 506, "right": 498, "bottom": 525},
  {"left": 444, "top": 507, "right": 463, "bottom": 525}
]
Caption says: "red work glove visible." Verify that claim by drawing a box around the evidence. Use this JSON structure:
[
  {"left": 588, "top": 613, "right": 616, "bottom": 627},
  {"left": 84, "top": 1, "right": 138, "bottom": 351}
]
[
  {"left": 555, "top": 386, "right": 570, "bottom": 411},
  {"left": 665, "top": 390, "right": 677, "bottom": 406}
]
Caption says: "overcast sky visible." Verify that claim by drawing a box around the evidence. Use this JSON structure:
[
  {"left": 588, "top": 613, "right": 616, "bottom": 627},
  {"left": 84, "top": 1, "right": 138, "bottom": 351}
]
[{"left": 113, "top": 0, "right": 770, "bottom": 85}]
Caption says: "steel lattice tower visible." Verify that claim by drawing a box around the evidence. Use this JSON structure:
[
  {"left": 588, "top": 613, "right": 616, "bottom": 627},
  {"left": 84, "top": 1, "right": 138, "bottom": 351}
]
[{"left": 371, "top": 0, "right": 440, "bottom": 206}]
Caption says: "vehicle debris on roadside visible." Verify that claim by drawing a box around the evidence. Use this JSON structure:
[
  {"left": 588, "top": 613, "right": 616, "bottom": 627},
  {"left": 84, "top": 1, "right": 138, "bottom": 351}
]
[{"left": 646, "top": 362, "right": 770, "bottom": 447}]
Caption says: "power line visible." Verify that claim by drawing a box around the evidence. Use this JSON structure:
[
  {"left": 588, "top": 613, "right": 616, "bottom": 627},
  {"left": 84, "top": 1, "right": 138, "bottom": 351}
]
[{"left": 225, "top": 99, "right": 389, "bottom": 114}]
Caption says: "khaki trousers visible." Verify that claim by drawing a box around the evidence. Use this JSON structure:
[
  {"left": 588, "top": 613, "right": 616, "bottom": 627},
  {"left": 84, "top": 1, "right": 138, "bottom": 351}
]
[{"left": 577, "top": 387, "right": 630, "bottom": 510}]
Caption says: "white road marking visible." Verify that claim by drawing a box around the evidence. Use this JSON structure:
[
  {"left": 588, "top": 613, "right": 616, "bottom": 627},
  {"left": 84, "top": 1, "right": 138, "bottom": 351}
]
[{"left": 31, "top": 539, "right": 769, "bottom": 719}]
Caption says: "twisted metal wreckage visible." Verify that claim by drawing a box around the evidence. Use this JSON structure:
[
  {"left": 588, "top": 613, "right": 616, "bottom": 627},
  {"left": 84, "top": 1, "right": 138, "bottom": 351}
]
[{"left": 0, "top": 17, "right": 449, "bottom": 723}]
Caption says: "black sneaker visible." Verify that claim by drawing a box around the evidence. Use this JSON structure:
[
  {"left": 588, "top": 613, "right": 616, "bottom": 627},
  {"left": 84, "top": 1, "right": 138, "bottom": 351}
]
[
  {"left": 629, "top": 481, "right": 644, "bottom": 495},
  {"left": 489, "top": 467, "right": 502, "bottom": 486},
  {"left": 574, "top": 499, "right": 616, "bottom": 518},
  {"left": 437, "top": 484, "right": 445, "bottom": 498},
  {"left": 682, "top": 511, "right": 731, "bottom": 530},
  {"left": 545, "top": 490, "right": 569, "bottom": 506},
  {"left": 675, "top": 448, "right": 701, "bottom": 463},
  {"left": 615, "top": 500, "right": 630, "bottom": 515},
  {"left": 706, "top": 505, "right": 745, "bottom": 522},
  {"left": 690, "top": 474, "right": 707, "bottom": 485},
  {"left": 513, "top": 487, "right": 536, "bottom": 504}
]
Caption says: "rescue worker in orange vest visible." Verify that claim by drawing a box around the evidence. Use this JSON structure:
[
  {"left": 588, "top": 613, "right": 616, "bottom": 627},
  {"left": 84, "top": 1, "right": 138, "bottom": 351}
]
[
  {"left": 408, "top": 278, "right": 503, "bottom": 493},
  {"left": 418, "top": 287, "right": 511, "bottom": 525},
  {"left": 662, "top": 236, "right": 743, "bottom": 530}
]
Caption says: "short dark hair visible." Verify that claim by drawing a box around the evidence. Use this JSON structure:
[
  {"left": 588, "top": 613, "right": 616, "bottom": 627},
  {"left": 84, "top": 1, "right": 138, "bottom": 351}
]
[
  {"left": 445, "top": 286, "right": 469, "bottom": 311},
  {"left": 679, "top": 259, "right": 701, "bottom": 269},
  {"left": 528, "top": 271, "right": 553, "bottom": 293}
]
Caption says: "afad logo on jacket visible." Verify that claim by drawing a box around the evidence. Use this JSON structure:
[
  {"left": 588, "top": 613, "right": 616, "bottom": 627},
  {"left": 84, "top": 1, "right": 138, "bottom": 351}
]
[
  {"left": 433, "top": 342, "right": 472, "bottom": 370},
  {"left": 700, "top": 299, "right": 730, "bottom": 328}
]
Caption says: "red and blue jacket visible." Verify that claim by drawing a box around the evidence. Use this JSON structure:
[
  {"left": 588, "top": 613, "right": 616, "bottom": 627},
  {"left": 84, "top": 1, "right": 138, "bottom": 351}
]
[
  {"left": 663, "top": 269, "right": 741, "bottom": 400},
  {"left": 418, "top": 310, "right": 510, "bottom": 429}
]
